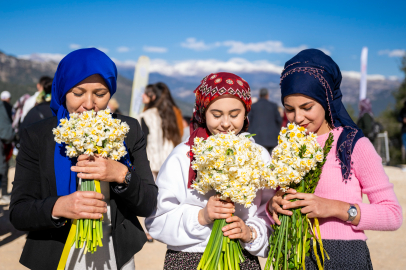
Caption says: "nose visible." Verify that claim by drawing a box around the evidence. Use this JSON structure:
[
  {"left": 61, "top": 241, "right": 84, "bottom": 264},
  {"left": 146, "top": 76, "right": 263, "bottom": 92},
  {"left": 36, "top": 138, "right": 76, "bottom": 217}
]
[
  {"left": 294, "top": 111, "right": 305, "bottom": 124},
  {"left": 82, "top": 93, "right": 95, "bottom": 111},
  {"left": 221, "top": 116, "right": 231, "bottom": 130}
]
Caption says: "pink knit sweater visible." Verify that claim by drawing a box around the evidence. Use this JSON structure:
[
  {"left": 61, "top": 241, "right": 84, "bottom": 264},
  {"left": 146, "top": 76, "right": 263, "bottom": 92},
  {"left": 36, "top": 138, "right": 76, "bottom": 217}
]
[{"left": 269, "top": 127, "right": 403, "bottom": 240}]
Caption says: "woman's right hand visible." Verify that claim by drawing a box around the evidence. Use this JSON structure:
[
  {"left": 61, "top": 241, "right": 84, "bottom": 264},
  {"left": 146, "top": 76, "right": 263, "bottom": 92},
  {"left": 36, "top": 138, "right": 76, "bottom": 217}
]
[
  {"left": 198, "top": 195, "right": 235, "bottom": 226},
  {"left": 268, "top": 188, "right": 297, "bottom": 225},
  {"left": 52, "top": 191, "right": 107, "bottom": 220}
]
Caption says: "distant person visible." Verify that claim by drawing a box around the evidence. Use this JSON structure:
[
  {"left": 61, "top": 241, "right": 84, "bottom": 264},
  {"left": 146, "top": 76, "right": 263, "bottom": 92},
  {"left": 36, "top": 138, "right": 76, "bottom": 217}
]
[
  {"left": 1, "top": 90, "right": 12, "bottom": 120},
  {"left": 181, "top": 115, "right": 191, "bottom": 141},
  {"left": 357, "top": 98, "right": 378, "bottom": 143},
  {"left": 108, "top": 97, "right": 122, "bottom": 114},
  {"left": 248, "top": 88, "right": 282, "bottom": 153},
  {"left": 398, "top": 101, "right": 406, "bottom": 151},
  {"left": 138, "top": 82, "right": 182, "bottom": 178},
  {"left": 0, "top": 100, "right": 15, "bottom": 205},
  {"left": 11, "top": 94, "right": 30, "bottom": 149},
  {"left": 19, "top": 79, "right": 53, "bottom": 138},
  {"left": 1, "top": 90, "right": 11, "bottom": 103},
  {"left": 20, "top": 76, "right": 52, "bottom": 122}
]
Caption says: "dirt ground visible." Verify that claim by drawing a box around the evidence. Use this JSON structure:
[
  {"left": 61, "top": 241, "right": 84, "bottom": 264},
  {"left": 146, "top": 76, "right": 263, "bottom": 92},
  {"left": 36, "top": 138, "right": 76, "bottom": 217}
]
[{"left": 1, "top": 166, "right": 405, "bottom": 270}]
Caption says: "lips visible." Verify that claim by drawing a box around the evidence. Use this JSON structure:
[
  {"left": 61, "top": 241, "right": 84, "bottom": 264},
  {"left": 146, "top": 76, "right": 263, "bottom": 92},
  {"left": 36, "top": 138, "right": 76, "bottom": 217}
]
[{"left": 301, "top": 124, "right": 309, "bottom": 128}]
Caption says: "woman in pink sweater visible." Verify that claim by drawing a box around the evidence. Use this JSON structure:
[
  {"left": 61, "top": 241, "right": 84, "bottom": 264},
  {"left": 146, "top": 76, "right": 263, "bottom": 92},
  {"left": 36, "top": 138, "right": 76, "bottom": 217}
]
[{"left": 267, "top": 49, "right": 402, "bottom": 269}]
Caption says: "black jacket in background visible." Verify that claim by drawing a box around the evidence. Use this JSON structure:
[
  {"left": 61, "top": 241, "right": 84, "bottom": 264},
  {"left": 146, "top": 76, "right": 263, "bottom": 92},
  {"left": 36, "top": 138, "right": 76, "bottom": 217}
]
[
  {"left": 248, "top": 98, "right": 282, "bottom": 148},
  {"left": 10, "top": 114, "right": 158, "bottom": 270},
  {"left": 19, "top": 102, "right": 53, "bottom": 139}
]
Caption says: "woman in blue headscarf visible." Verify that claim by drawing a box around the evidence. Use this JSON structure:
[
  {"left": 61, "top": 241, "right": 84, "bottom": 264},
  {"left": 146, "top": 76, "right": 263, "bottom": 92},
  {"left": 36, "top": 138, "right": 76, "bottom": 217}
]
[
  {"left": 266, "top": 49, "right": 402, "bottom": 269},
  {"left": 10, "top": 48, "right": 157, "bottom": 270}
]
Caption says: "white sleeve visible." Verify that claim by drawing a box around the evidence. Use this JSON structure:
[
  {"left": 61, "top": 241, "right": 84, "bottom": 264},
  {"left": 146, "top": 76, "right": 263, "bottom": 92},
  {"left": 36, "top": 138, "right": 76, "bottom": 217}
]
[
  {"left": 145, "top": 146, "right": 211, "bottom": 247},
  {"left": 240, "top": 144, "right": 274, "bottom": 257},
  {"left": 241, "top": 188, "right": 274, "bottom": 257}
]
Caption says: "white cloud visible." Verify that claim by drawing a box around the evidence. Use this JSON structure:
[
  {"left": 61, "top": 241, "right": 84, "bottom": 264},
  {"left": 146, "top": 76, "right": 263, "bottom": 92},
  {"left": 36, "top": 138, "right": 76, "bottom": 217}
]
[
  {"left": 221, "top": 40, "right": 308, "bottom": 54},
  {"left": 147, "top": 58, "right": 284, "bottom": 76},
  {"left": 378, "top": 49, "right": 406, "bottom": 57},
  {"left": 69, "top": 44, "right": 81, "bottom": 49},
  {"left": 143, "top": 46, "right": 168, "bottom": 53},
  {"left": 111, "top": 58, "right": 138, "bottom": 67},
  {"left": 180, "top": 38, "right": 312, "bottom": 55},
  {"left": 181, "top": 38, "right": 214, "bottom": 51},
  {"left": 341, "top": 71, "right": 387, "bottom": 81},
  {"left": 17, "top": 53, "right": 65, "bottom": 63},
  {"left": 117, "top": 46, "right": 130, "bottom": 53}
]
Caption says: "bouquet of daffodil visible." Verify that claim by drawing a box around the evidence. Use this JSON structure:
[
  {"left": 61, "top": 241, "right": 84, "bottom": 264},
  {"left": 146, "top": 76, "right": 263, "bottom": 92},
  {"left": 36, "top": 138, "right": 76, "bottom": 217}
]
[
  {"left": 264, "top": 123, "right": 333, "bottom": 270},
  {"left": 53, "top": 109, "right": 129, "bottom": 264},
  {"left": 191, "top": 132, "right": 274, "bottom": 270}
]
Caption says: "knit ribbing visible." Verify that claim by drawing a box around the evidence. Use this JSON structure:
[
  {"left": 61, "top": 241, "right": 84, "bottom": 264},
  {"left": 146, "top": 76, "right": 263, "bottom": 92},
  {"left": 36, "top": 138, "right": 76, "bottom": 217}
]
[{"left": 314, "top": 128, "right": 402, "bottom": 240}]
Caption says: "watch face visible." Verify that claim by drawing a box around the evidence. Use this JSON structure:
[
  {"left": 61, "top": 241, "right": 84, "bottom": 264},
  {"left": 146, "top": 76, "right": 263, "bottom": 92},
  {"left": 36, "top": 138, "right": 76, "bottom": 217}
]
[{"left": 349, "top": 208, "right": 357, "bottom": 217}]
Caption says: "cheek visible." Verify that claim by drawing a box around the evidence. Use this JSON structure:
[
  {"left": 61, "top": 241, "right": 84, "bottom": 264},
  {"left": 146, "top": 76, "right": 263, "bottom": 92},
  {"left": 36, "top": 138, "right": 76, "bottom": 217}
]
[
  {"left": 205, "top": 114, "right": 220, "bottom": 133},
  {"left": 232, "top": 115, "right": 245, "bottom": 131},
  {"left": 96, "top": 94, "right": 111, "bottom": 110},
  {"left": 65, "top": 94, "right": 82, "bottom": 113},
  {"left": 285, "top": 111, "right": 295, "bottom": 122}
]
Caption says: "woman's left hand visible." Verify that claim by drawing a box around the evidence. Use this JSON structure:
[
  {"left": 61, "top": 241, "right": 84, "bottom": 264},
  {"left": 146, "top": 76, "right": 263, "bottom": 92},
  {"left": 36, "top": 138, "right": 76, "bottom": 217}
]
[
  {"left": 71, "top": 154, "right": 128, "bottom": 184},
  {"left": 222, "top": 216, "right": 251, "bottom": 243},
  {"left": 282, "top": 192, "right": 349, "bottom": 220}
]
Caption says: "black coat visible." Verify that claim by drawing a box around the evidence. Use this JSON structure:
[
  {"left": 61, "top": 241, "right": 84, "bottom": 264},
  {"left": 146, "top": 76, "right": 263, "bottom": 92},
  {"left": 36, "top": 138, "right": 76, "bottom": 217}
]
[
  {"left": 248, "top": 98, "right": 282, "bottom": 148},
  {"left": 10, "top": 114, "right": 158, "bottom": 270},
  {"left": 19, "top": 102, "right": 53, "bottom": 139}
]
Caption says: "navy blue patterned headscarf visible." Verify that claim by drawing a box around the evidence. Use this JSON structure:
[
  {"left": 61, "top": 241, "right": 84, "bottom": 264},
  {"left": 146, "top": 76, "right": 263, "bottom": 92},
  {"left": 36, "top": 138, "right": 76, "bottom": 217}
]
[
  {"left": 280, "top": 49, "right": 364, "bottom": 182},
  {"left": 50, "top": 48, "right": 117, "bottom": 196}
]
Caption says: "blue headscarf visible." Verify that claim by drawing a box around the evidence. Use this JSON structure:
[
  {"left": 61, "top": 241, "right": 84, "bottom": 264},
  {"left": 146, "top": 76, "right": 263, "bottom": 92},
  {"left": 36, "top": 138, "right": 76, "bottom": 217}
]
[
  {"left": 280, "top": 49, "right": 364, "bottom": 183},
  {"left": 50, "top": 48, "right": 117, "bottom": 196}
]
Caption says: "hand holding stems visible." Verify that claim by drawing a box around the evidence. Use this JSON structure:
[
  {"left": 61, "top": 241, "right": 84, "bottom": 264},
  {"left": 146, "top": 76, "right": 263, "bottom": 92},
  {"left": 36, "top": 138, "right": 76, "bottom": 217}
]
[
  {"left": 71, "top": 154, "right": 129, "bottom": 184},
  {"left": 198, "top": 195, "right": 253, "bottom": 243},
  {"left": 52, "top": 191, "right": 107, "bottom": 220},
  {"left": 268, "top": 188, "right": 361, "bottom": 226},
  {"left": 53, "top": 154, "right": 128, "bottom": 220}
]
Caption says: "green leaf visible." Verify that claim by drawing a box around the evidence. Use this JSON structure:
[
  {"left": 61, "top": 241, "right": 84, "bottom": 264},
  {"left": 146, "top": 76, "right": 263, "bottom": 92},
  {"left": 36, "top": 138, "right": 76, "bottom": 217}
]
[{"left": 245, "top": 134, "right": 256, "bottom": 138}]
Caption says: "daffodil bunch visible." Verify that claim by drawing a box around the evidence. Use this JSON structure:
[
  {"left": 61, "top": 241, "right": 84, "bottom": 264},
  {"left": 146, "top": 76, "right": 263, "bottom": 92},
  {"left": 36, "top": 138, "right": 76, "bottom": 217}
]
[
  {"left": 265, "top": 123, "right": 334, "bottom": 270},
  {"left": 191, "top": 132, "right": 270, "bottom": 208},
  {"left": 192, "top": 132, "right": 273, "bottom": 270},
  {"left": 53, "top": 109, "right": 129, "bottom": 160},
  {"left": 266, "top": 123, "right": 324, "bottom": 191}
]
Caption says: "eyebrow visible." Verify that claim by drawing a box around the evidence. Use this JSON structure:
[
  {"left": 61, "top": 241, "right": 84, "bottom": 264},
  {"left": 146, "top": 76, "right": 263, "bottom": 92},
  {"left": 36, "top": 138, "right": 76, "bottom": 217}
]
[
  {"left": 75, "top": 87, "right": 109, "bottom": 91},
  {"left": 210, "top": 109, "right": 242, "bottom": 113},
  {"left": 285, "top": 101, "right": 314, "bottom": 108}
]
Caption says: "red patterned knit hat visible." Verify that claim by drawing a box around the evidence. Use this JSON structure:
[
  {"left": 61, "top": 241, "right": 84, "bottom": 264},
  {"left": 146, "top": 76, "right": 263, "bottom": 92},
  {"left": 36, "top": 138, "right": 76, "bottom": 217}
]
[
  {"left": 186, "top": 72, "right": 252, "bottom": 188},
  {"left": 191, "top": 72, "right": 252, "bottom": 132}
]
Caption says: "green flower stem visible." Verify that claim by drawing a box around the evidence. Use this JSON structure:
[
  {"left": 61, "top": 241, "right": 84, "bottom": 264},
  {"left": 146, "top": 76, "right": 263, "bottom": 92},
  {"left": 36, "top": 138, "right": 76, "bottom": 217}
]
[
  {"left": 198, "top": 216, "right": 245, "bottom": 270},
  {"left": 72, "top": 179, "right": 103, "bottom": 254}
]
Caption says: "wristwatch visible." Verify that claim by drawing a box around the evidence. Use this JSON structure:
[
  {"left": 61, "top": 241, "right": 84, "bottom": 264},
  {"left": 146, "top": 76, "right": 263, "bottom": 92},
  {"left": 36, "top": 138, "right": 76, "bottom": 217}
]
[
  {"left": 346, "top": 204, "right": 358, "bottom": 223},
  {"left": 123, "top": 171, "right": 131, "bottom": 186}
]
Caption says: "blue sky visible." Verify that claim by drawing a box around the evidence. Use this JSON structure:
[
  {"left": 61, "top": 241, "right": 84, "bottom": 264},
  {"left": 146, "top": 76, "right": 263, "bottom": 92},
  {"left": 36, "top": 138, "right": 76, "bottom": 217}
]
[{"left": 1, "top": 0, "right": 405, "bottom": 78}]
